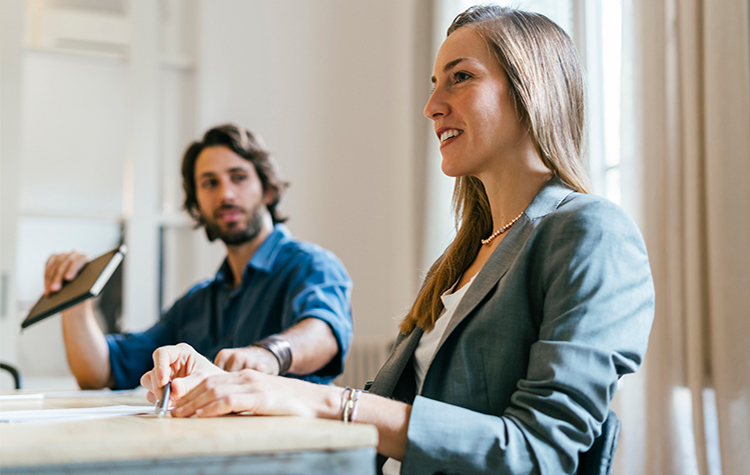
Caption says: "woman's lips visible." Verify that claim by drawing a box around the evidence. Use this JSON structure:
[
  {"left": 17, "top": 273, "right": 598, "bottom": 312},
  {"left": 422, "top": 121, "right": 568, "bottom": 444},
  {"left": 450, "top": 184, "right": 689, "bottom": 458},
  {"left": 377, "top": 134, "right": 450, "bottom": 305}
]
[{"left": 438, "top": 128, "right": 463, "bottom": 149}]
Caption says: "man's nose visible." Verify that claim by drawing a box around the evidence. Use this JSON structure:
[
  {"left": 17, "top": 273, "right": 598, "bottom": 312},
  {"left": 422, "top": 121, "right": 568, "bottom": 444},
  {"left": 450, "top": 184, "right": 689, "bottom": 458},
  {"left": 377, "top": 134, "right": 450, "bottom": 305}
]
[{"left": 218, "top": 180, "right": 236, "bottom": 200}]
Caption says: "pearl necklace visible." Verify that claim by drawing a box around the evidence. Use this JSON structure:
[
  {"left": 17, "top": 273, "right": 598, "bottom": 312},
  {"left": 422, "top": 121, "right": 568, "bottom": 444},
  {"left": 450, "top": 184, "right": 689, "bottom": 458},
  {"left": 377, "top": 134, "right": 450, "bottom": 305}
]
[{"left": 481, "top": 211, "right": 524, "bottom": 245}]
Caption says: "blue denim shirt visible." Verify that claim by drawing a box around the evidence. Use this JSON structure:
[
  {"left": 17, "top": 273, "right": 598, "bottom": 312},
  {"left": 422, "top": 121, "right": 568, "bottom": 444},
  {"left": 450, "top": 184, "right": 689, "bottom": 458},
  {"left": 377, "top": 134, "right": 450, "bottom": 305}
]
[{"left": 106, "top": 224, "right": 353, "bottom": 389}]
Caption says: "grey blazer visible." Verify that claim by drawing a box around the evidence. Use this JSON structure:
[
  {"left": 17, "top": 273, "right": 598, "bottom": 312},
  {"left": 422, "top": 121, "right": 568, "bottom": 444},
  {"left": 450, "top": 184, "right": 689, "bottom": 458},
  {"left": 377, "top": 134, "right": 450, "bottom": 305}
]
[{"left": 369, "top": 178, "right": 655, "bottom": 474}]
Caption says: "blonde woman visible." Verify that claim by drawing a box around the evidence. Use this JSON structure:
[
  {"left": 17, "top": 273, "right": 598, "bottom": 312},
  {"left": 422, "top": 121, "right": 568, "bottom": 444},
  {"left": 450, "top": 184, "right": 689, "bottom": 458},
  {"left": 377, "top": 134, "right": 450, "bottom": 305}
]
[{"left": 142, "top": 6, "right": 654, "bottom": 474}]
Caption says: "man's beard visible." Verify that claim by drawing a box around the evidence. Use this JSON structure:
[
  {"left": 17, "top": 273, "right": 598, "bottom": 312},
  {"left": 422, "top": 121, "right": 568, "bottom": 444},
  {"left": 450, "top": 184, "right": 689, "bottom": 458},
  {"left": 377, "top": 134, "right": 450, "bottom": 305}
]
[{"left": 203, "top": 202, "right": 266, "bottom": 246}]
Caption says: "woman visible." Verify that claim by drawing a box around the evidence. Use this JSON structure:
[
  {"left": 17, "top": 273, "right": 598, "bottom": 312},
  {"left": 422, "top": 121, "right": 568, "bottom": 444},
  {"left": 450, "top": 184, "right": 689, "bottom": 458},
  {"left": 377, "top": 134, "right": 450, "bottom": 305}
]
[{"left": 142, "top": 6, "right": 654, "bottom": 474}]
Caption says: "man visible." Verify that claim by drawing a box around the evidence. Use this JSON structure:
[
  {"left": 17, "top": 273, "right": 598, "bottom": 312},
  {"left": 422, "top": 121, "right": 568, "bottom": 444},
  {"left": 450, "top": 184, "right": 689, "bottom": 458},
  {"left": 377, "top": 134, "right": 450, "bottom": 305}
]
[{"left": 45, "top": 124, "right": 352, "bottom": 389}]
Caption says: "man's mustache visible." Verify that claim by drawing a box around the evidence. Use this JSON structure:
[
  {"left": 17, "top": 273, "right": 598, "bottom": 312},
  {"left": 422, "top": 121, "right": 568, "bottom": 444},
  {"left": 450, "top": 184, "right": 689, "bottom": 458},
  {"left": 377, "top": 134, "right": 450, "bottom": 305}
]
[{"left": 213, "top": 204, "right": 247, "bottom": 218}]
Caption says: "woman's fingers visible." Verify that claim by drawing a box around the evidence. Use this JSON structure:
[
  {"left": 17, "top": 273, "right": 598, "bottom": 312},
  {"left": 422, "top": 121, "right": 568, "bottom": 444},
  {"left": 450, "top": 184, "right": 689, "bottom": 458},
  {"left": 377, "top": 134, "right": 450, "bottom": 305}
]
[
  {"left": 195, "top": 393, "right": 249, "bottom": 418},
  {"left": 142, "top": 343, "right": 226, "bottom": 407},
  {"left": 172, "top": 372, "right": 258, "bottom": 417}
]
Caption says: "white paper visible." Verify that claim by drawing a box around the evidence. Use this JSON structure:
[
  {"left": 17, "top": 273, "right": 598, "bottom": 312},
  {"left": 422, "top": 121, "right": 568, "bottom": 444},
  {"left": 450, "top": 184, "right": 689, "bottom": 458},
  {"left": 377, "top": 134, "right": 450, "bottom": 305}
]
[
  {"left": 0, "top": 393, "right": 44, "bottom": 401},
  {"left": 0, "top": 405, "right": 154, "bottom": 423},
  {"left": 43, "top": 389, "right": 136, "bottom": 398}
]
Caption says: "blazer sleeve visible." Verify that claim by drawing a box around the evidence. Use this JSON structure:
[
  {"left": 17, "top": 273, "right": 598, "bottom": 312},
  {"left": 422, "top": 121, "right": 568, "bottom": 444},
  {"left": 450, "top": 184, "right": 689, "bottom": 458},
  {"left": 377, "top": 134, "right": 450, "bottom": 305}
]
[{"left": 400, "top": 199, "right": 655, "bottom": 474}]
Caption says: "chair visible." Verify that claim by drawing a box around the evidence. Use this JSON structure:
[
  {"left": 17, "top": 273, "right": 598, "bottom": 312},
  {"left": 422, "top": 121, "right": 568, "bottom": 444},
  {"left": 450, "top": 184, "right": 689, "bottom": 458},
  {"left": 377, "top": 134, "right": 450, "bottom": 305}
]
[
  {"left": 577, "top": 409, "right": 621, "bottom": 475},
  {"left": 0, "top": 362, "right": 21, "bottom": 389}
]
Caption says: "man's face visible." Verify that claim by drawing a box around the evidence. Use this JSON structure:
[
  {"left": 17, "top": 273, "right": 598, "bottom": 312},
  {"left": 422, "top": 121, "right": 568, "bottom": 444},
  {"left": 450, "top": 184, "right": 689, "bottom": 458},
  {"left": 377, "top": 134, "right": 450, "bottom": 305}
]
[{"left": 194, "top": 145, "right": 270, "bottom": 246}]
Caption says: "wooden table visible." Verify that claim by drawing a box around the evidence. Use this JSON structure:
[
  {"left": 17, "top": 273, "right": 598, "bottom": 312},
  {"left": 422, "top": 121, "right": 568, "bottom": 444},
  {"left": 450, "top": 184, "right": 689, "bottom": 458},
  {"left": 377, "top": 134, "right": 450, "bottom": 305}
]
[{"left": 0, "top": 390, "right": 378, "bottom": 474}]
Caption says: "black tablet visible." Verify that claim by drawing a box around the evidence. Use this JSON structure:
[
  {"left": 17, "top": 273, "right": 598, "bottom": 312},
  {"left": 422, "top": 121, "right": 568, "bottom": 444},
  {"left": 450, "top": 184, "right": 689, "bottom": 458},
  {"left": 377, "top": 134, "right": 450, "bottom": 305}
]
[{"left": 21, "top": 246, "right": 127, "bottom": 329}]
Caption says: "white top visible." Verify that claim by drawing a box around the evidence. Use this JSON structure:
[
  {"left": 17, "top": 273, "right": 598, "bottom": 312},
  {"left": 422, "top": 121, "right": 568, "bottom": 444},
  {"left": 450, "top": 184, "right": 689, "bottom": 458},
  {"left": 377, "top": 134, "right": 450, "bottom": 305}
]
[
  {"left": 382, "top": 275, "right": 476, "bottom": 475},
  {"left": 413, "top": 274, "right": 476, "bottom": 394}
]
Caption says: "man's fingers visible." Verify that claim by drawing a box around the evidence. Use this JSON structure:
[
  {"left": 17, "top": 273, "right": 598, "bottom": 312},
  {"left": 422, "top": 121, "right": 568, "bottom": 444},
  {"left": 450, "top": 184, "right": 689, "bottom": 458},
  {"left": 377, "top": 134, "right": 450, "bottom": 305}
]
[
  {"left": 46, "top": 252, "right": 88, "bottom": 293},
  {"left": 44, "top": 255, "right": 63, "bottom": 294},
  {"left": 213, "top": 350, "right": 228, "bottom": 370},
  {"left": 225, "top": 354, "right": 246, "bottom": 373},
  {"left": 65, "top": 254, "right": 88, "bottom": 280},
  {"left": 49, "top": 255, "right": 73, "bottom": 292}
]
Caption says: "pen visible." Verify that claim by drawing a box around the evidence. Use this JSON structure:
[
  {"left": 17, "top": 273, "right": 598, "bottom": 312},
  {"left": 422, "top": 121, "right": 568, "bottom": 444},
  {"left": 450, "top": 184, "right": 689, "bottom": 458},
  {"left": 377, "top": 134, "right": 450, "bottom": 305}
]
[{"left": 155, "top": 381, "right": 171, "bottom": 418}]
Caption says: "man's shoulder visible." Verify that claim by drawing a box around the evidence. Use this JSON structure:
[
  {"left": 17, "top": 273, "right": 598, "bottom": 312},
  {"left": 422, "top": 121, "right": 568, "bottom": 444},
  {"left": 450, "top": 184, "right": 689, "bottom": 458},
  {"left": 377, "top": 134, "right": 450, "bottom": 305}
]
[
  {"left": 170, "top": 277, "right": 215, "bottom": 306},
  {"left": 276, "top": 235, "right": 344, "bottom": 269}
]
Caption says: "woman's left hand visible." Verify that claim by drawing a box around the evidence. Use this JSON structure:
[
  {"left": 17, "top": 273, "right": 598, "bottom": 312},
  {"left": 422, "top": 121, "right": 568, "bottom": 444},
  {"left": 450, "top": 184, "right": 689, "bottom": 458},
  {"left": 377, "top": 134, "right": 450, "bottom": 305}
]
[{"left": 171, "top": 369, "right": 334, "bottom": 419}]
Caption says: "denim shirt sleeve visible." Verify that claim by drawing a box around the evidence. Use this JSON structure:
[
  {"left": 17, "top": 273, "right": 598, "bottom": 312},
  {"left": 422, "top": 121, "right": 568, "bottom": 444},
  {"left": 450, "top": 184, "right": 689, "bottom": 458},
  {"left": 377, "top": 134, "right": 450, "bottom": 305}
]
[
  {"left": 105, "top": 314, "right": 174, "bottom": 390},
  {"left": 285, "top": 250, "right": 353, "bottom": 381}
]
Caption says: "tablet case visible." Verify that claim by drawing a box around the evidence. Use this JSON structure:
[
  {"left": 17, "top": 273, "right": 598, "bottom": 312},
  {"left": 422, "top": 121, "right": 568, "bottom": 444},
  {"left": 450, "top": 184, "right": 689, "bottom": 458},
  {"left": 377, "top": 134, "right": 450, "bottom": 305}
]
[{"left": 21, "top": 246, "right": 127, "bottom": 329}]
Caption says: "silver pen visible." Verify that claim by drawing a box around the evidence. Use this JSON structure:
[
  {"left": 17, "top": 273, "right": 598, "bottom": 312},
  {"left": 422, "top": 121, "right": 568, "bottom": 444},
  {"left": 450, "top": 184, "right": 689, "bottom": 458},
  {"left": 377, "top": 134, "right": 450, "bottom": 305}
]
[{"left": 155, "top": 381, "right": 171, "bottom": 418}]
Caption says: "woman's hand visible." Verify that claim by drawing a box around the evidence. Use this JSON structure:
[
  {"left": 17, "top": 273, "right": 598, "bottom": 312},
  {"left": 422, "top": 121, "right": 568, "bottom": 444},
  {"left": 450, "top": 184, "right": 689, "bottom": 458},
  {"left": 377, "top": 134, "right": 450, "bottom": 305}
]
[
  {"left": 140, "top": 343, "right": 225, "bottom": 406},
  {"left": 171, "top": 369, "right": 338, "bottom": 419}
]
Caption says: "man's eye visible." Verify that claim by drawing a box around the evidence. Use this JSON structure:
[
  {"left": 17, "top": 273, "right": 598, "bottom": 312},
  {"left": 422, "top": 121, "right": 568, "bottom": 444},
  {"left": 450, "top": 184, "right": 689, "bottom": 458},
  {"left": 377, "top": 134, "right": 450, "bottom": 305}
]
[
  {"left": 201, "top": 180, "right": 217, "bottom": 189},
  {"left": 232, "top": 174, "right": 247, "bottom": 183}
]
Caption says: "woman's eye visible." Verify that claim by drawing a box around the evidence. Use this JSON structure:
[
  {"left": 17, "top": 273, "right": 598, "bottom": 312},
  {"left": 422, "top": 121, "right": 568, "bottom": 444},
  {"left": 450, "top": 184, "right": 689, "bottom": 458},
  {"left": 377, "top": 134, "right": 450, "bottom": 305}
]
[{"left": 454, "top": 71, "right": 472, "bottom": 83}]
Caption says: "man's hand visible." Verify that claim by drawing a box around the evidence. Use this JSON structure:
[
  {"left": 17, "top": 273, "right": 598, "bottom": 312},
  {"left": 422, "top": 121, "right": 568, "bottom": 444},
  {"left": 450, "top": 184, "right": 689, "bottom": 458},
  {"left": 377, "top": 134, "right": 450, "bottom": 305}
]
[
  {"left": 214, "top": 346, "right": 280, "bottom": 374},
  {"left": 44, "top": 251, "right": 88, "bottom": 295},
  {"left": 141, "top": 343, "right": 225, "bottom": 406}
]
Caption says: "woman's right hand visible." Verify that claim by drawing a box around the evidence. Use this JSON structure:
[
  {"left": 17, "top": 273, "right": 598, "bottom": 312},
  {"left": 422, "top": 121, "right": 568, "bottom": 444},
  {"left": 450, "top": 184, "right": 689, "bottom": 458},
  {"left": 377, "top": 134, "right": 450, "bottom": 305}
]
[{"left": 140, "top": 343, "right": 225, "bottom": 406}]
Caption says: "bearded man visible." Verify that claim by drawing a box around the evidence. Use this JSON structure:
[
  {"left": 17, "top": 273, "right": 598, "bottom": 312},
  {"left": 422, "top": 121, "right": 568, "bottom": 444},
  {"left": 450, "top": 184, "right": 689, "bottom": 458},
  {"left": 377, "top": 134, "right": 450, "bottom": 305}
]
[{"left": 45, "top": 124, "right": 352, "bottom": 389}]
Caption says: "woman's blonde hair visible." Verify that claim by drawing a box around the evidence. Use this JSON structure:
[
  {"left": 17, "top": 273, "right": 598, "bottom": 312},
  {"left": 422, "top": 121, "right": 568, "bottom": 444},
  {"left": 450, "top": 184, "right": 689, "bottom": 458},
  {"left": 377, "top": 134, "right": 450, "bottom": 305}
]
[{"left": 400, "top": 5, "right": 592, "bottom": 334}]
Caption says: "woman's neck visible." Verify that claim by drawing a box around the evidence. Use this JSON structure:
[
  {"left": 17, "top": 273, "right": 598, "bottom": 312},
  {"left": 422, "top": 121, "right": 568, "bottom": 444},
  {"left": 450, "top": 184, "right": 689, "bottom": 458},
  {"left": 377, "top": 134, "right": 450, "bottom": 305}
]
[{"left": 479, "top": 149, "right": 552, "bottom": 231}]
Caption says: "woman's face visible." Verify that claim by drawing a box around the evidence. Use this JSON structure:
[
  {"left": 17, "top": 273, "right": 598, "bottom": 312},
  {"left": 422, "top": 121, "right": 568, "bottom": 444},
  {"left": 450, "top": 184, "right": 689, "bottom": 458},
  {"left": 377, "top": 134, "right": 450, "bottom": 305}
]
[{"left": 424, "top": 27, "right": 528, "bottom": 179}]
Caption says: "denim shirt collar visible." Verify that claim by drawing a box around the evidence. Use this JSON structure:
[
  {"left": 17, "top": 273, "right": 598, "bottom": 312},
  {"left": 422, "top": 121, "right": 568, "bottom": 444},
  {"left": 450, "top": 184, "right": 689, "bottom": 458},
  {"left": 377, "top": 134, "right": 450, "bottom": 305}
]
[{"left": 214, "top": 223, "right": 292, "bottom": 285}]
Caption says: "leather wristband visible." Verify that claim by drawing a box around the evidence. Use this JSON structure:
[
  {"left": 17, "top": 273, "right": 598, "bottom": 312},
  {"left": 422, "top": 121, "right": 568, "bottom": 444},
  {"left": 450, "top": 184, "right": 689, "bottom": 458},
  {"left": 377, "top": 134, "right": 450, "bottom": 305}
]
[{"left": 252, "top": 335, "right": 293, "bottom": 375}]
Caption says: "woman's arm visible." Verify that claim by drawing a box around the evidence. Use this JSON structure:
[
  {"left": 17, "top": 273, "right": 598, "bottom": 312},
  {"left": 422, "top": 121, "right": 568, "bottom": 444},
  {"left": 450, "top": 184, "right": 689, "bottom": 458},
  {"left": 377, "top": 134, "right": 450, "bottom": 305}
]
[{"left": 141, "top": 344, "right": 412, "bottom": 460}]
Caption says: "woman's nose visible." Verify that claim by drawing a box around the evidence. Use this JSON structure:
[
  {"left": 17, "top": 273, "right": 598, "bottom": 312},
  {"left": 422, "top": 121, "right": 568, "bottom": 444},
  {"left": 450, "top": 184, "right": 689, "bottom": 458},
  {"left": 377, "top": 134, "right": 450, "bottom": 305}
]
[{"left": 424, "top": 87, "right": 447, "bottom": 120}]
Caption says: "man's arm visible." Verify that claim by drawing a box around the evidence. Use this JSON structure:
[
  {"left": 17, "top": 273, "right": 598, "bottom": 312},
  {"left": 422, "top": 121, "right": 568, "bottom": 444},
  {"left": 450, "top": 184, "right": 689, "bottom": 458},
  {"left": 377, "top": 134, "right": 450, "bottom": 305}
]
[
  {"left": 214, "top": 318, "right": 338, "bottom": 375},
  {"left": 45, "top": 251, "right": 112, "bottom": 389},
  {"left": 61, "top": 301, "right": 113, "bottom": 388}
]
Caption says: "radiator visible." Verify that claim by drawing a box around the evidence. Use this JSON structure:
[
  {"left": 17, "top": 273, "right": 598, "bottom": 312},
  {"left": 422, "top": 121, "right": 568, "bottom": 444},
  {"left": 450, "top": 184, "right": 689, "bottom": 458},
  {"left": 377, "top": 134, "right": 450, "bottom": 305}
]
[{"left": 334, "top": 338, "right": 393, "bottom": 390}]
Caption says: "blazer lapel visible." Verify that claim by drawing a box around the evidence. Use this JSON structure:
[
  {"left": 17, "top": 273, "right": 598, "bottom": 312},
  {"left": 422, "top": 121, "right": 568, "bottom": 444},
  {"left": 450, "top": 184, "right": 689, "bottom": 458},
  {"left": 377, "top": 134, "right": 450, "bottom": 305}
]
[
  {"left": 368, "top": 178, "right": 575, "bottom": 398},
  {"left": 436, "top": 177, "right": 575, "bottom": 350},
  {"left": 435, "top": 217, "right": 533, "bottom": 350},
  {"left": 368, "top": 327, "right": 422, "bottom": 398}
]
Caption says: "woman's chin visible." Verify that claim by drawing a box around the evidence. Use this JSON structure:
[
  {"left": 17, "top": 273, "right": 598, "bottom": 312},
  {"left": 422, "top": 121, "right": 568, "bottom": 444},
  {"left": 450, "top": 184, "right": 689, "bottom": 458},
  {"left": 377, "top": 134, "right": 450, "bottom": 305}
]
[{"left": 441, "top": 161, "right": 471, "bottom": 179}]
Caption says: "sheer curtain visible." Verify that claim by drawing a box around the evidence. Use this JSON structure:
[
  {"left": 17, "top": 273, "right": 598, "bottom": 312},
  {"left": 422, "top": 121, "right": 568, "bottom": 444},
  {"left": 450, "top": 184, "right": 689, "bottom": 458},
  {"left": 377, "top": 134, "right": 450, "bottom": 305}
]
[{"left": 619, "top": 0, "right": 750, "bottom": 473}]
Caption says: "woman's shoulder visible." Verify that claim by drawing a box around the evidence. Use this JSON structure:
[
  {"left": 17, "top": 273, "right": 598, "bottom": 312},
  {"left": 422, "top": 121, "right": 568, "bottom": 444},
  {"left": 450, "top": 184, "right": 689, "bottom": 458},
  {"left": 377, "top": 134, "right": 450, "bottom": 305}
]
[
  {"left": 528, "top": 191, "right": 645, "bottom": 251},
  {"left": 543, "top": 191, "right": 636, "bottom": 230}
]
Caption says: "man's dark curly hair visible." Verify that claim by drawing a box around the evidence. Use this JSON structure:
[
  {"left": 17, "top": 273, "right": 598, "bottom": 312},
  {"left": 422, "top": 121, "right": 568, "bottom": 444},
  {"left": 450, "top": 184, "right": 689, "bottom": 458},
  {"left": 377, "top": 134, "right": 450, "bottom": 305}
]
[{"left": 181, "top": 124, "right": 289, "bottom": 230}]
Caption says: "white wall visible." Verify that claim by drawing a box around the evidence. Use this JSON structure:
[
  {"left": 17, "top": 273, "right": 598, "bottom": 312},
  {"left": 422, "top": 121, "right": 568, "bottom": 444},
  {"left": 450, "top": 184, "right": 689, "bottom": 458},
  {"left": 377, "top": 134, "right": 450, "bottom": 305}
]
[
  {"left": 197, "top": 0, "right": 430, "bottom": 341},
  {"left": 1, "top": 0, "right": 436, "bottom": 387}
]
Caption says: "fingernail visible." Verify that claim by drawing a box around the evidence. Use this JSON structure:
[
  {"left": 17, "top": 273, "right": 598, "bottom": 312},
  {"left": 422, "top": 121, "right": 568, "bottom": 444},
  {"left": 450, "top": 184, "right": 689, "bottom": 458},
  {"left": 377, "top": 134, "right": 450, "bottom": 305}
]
[{"left": 196, "top": 409, "right": 203, "bottom": 416}]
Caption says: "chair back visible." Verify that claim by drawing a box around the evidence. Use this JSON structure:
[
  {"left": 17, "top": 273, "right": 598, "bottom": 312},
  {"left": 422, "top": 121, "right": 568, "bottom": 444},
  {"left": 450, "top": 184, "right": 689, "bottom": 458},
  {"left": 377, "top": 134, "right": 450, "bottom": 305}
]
[
  {"left": 0, "top": 362, "right": 21, "bottom": 389},
  {"left": 577, "top": 409, "right": 621, "bottom": 475}
]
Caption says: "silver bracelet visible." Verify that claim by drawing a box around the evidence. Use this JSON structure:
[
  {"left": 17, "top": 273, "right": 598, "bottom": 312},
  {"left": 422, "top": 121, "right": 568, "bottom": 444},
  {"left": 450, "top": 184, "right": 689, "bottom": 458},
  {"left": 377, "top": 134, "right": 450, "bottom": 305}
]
[
  {"left": 252, "top": 335, "right": 293, "bottom": 375},
  {"left": 341, "top": 387, "right": 362, "bottom": 423}
]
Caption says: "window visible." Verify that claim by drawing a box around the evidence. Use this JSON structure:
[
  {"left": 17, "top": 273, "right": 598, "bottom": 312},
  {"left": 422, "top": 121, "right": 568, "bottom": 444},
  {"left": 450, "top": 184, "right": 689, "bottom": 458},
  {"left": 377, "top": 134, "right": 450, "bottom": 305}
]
[{"left": 424, "top": 0, "right": 623, "bottom": 267}]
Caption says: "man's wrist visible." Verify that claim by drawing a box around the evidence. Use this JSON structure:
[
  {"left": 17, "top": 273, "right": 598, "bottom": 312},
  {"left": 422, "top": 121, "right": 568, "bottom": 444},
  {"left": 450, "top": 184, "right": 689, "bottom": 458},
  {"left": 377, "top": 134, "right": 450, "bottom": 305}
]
[{"left": 252, "top": 335, "right": 293, "bottom": 375}]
